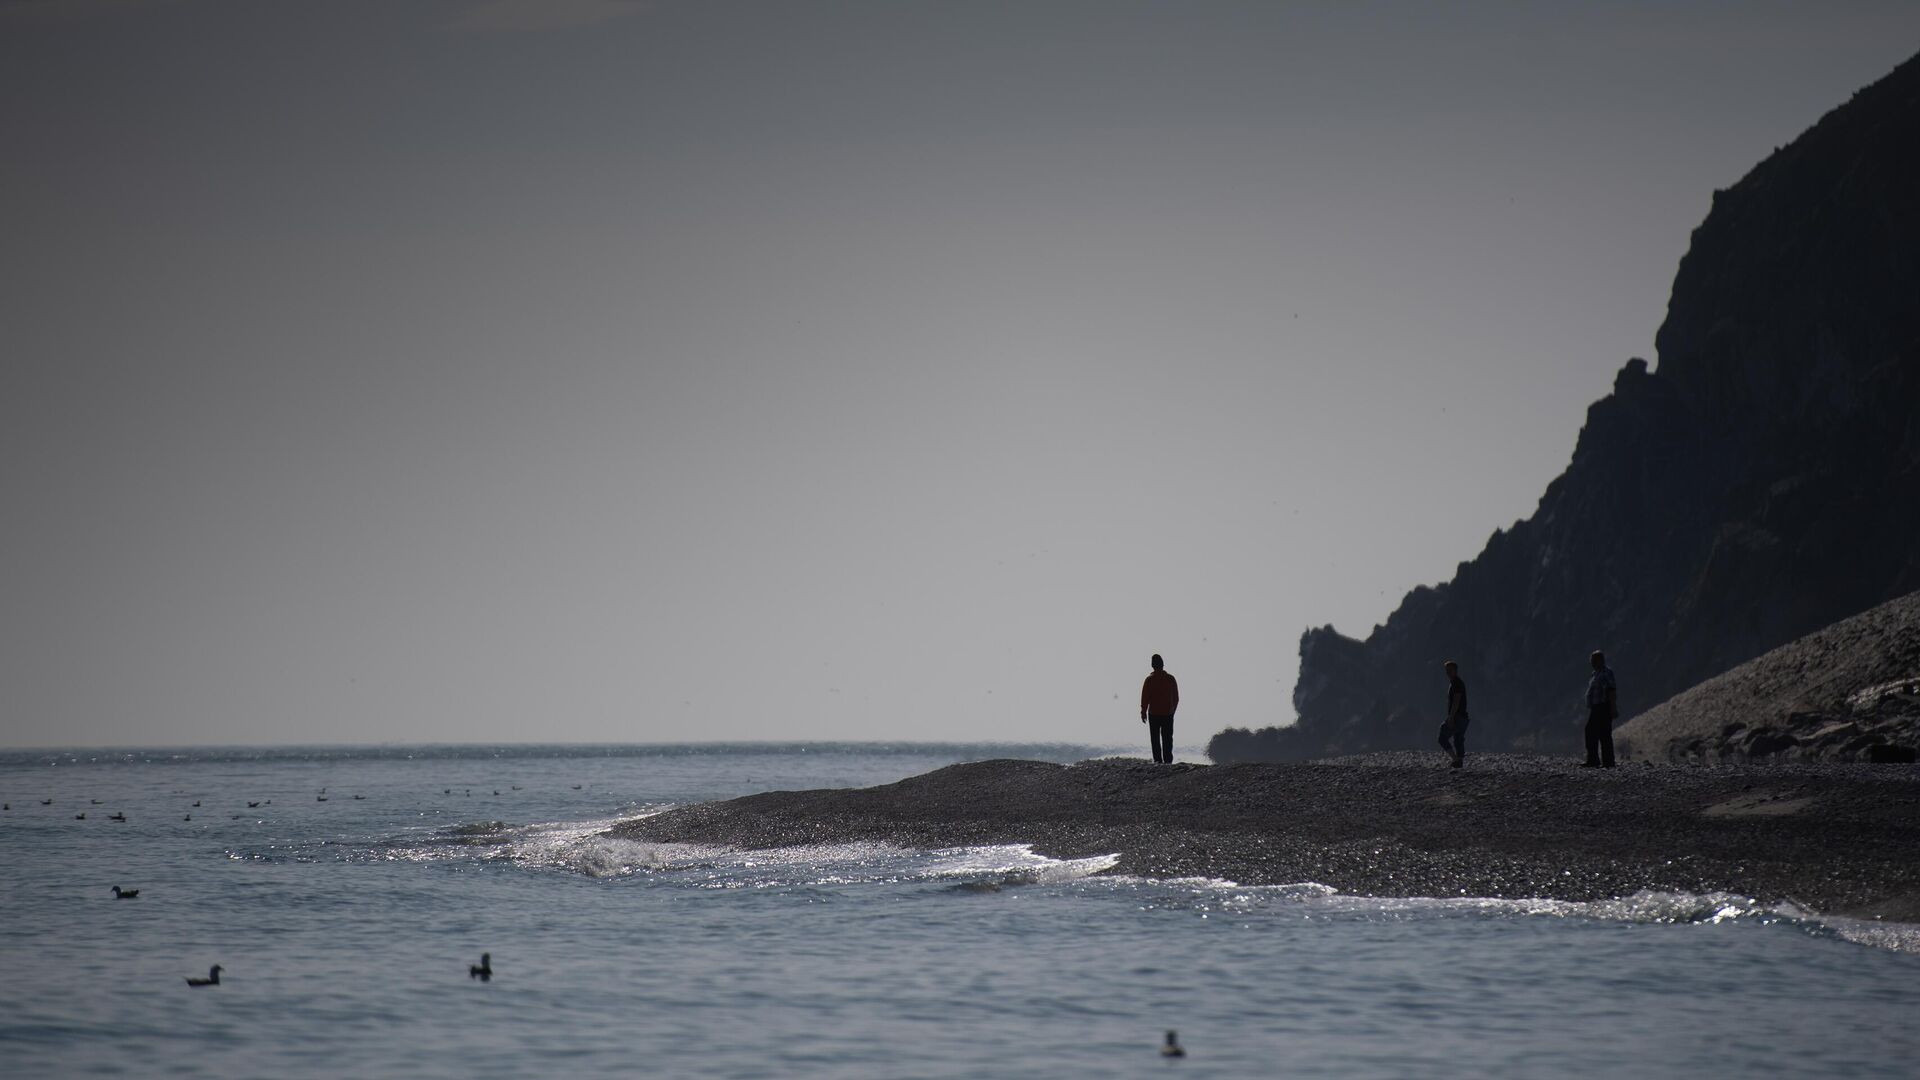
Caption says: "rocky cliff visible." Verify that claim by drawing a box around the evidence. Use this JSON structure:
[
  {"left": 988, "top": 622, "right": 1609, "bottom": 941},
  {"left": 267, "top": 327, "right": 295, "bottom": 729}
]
[{"left": 1212, "top": 51, "right": 1920, "bottom": 762}]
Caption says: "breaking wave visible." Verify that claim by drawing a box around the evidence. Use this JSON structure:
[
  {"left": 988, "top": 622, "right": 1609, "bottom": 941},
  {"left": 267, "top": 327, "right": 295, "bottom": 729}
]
[{"left": 347, "top": 819, "right": 1920, "bottom": 954}]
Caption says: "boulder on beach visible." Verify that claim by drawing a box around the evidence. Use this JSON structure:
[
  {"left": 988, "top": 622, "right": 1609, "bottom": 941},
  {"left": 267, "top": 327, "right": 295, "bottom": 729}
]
[{"left": 1616, "top": 590, "right": 1920, "bottom": 763}]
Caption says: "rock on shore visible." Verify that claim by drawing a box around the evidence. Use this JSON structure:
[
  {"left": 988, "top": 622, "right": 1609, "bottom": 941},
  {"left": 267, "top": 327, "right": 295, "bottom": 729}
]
[
  {"left": 1617, "top": 589, "right": 1920, "bottom": 763},
  {"left": 611, "top": 754, "right": 1920, "bottom": 921}
]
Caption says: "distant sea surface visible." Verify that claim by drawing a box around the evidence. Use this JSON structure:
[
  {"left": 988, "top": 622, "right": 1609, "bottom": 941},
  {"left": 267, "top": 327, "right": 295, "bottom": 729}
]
[{"left": 3, "top": 743, "right": 1916, "bottom": 1078}]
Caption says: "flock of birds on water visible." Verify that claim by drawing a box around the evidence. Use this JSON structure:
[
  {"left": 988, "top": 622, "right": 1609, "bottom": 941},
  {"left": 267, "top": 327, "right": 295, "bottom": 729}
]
[
  {"left": 5, "top": 783, "right": 589, "bottom": 821},
  {"left": 7, "top": 782, "right": 571, "bottom": 994}
]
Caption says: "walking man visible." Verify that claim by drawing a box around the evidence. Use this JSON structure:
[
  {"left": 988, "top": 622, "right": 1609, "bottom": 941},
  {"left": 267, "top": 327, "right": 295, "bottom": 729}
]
[
  {"left": 1141, "top": 654, "right": 1179, "bottom": 764},
  {"left": 1583, "top": 650, "right": 1618, "bottom": 768},
  {"left": 1438, "top": 660, "right": 1469, "bottom": 768}
]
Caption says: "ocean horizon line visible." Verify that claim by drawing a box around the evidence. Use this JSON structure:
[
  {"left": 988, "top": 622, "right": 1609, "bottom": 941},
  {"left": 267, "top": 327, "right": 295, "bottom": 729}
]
[{"left": 0, "top": 739, "right": 1185, "bottom": 759}]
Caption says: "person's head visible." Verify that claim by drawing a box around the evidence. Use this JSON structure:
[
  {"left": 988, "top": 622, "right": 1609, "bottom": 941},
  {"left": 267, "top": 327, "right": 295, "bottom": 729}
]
[
  {"left": 1590, "top": 650, "right": 1606, "bottom": 670},
  {"left": 1150, "top": 654, "right": 1164, "bottom": 671},
  {"left": 1443, "top": 660, "right": 1458, "bottom": 677}
]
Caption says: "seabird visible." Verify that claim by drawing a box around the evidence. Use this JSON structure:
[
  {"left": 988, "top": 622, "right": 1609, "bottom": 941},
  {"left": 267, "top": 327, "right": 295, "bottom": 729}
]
[
  {"left": 316, "top": 796, "right": 328, "bottom": 802},
  {"left": 40, "top": 798, "right": 52, "bottom": 805},
  {"left": 112, "top": 885, "right": 139, "bottom": 899},
  {"left": 108, "top": 812, "right": 127, "bottom": 822},
  {"left": 75, "top": 813, "right": 86, "bottom": 820},
  {"left": 247, "top": 802, "right": 260, "bottom": 808},
  {"left": 1161, "top": 1031, "right": 1186, "bottom": 1058},
  {"left": 191, "top": 801, "right": 200, "bottom": 807},
  {"left": 185, "top": 965, "right": 223, "bottom": 987},
  {"left": 470, "top": 953, "right": 492, "bottom": 981}
]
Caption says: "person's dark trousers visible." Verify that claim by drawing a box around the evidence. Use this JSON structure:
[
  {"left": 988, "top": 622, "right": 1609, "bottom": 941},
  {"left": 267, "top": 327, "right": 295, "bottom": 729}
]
[
  {"left": 1584, "top": 705, "right": 1615, "bottom": 767},
  {"left": 1148, "top": 714, "right": 1175, "bottom": 763},
  {"left": 1438, "top": 716, "right": 1468, "bottom": 764}
]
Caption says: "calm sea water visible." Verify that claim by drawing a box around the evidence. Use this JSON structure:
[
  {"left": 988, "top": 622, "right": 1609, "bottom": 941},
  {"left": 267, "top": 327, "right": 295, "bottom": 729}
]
[{"left": 2, "top": 743, "right": 1916, "bottom": 1078}]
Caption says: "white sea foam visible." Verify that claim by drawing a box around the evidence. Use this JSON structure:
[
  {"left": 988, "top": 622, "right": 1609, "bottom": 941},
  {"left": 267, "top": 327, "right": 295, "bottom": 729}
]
[
  {"left": 371, "top": 821, "right": 1920, "bottom": 954},
  {"left": 476, "top": 830, "right": 1126, "bottom": 889},
  {"left": 490, "top": 814, "right": 737, "bottom": 878},
  {"left": 919, "top": 844, "right": 1121, "bottom": 884}
]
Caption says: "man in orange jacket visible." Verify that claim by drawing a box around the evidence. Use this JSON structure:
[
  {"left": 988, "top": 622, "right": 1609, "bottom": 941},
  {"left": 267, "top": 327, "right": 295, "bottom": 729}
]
[{"left": 1141, "top": 654, "right": 1179, "bottom": 763}]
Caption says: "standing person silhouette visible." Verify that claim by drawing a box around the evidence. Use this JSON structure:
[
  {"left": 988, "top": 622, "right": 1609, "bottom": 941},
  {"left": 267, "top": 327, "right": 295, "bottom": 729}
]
[
  {"left": 1141, "top": 655, "right": 1179, "bottom": 764},
  {"left": 1583, "top": 650, "right": 1619, "bottom": 768},
  {"left": 1438, "top": 661, "right": 1469, "bottom": 768}
]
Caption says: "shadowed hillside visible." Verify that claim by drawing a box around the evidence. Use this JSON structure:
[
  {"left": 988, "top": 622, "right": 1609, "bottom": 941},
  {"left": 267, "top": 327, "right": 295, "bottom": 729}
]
[{"left": 1213, "top": 51, "right": 1920, "bottom": 762}]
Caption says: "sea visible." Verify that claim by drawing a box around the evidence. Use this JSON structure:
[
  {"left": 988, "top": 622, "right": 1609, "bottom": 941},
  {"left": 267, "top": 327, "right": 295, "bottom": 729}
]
[{"left": 2, "top": 743, "right": 1916, "bottom": 1078}]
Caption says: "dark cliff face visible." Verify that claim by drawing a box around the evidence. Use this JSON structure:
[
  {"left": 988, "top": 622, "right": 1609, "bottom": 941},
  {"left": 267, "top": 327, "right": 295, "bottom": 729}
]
[{"left": 1212, "top": 51, "right": 1920, "bottom": 763}]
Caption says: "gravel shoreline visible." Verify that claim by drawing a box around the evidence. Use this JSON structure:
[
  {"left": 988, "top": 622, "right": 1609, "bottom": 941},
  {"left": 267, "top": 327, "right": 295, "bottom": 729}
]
[{"left": 610, "top": 753, "right": 1920, "bottom": 921}]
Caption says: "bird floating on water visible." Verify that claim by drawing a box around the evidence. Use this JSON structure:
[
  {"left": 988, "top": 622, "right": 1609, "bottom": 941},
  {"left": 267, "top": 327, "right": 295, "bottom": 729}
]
[
  {"left": 91, "top": 799, "right": 102, "bottom": 805},
  {"left": 316, "top": 796, "right": 328, "bottom": 802},
  {"left": 247, "top": 801, "right": 260, "bottom": 808},
  {"left": 571, "top": 785, "right": 582, "bottom": 790},
  {"left": 75, "top": 813, "right": 86, "bottom": 820},
  {"left": 108, "top": 812, "right": 127, "bottom": 822},
  {"left": 112, "top": 886, "right": 139, "bottom": 899},
  {"left": 1161, "top": 1031, "right": 1186, "bottom": 1058},
  {"left": 470, "top": 953, "right": 492, "bottom": 981},
  {"left": 184, "top": 815, "right": 192, "bottom": 821},
  {"left": 41, "top": 798, "right": 53, "bottom": 805},
  {"left": 353, "top": 795, "right": 365, "bottom": 800},
  {"left": 191, "top": 801, "right": 200, "bottom": 807},
  {"left": 185, "top": 965, "right": 223, "bottom": 987}
]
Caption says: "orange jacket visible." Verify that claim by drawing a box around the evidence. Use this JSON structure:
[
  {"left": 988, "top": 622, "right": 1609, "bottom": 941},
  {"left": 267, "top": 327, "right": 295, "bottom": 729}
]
[{"left": 1141, "top": 670, "right": 1179, "bottom": 718}]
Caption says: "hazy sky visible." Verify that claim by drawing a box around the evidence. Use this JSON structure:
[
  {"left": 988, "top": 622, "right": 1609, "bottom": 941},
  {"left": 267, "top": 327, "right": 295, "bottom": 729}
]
[{"left": 4, "top": 1, "right": 1917, "bottom": 748}]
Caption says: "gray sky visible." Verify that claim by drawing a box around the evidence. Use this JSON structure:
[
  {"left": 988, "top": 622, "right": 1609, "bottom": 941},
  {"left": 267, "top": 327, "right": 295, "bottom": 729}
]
[{"left": 5, "top": 1, "right": 1917, "bottom": 747}]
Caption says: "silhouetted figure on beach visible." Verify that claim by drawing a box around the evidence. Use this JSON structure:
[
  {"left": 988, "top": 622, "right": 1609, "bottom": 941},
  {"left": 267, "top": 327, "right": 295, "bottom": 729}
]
[
  {"left": 1583, "top": 650, "right": 1618, "bottom": 768},
  {"left": 1438, "top": 661, "right": 1469, "bottom": 767},
  {"left": 1141, "top": 655, "right": 1179, "bottom": 763}
]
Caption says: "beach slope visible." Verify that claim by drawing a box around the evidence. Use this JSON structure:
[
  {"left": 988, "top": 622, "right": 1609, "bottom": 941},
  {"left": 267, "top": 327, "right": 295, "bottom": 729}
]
[{"left": 612, "top": 754, "right": 1920, "bottom": 920}]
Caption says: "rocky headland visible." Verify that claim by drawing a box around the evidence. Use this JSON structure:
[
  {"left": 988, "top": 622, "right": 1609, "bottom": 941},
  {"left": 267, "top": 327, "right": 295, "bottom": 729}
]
[
  {"left": 612, "top": 755, "right": 1920, "bottom": 921},
  {"left": 1213, "top": 49, "right": 1920, "bottom": 762}
]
